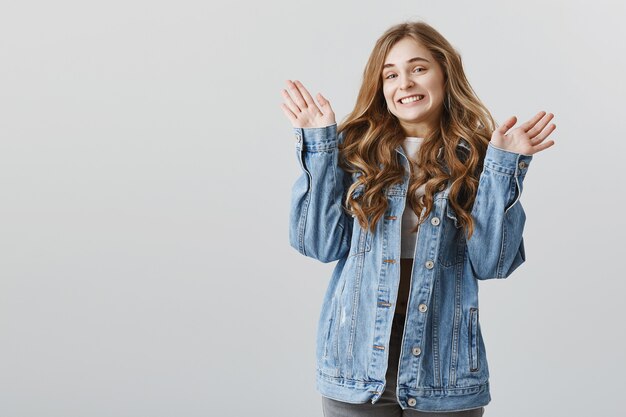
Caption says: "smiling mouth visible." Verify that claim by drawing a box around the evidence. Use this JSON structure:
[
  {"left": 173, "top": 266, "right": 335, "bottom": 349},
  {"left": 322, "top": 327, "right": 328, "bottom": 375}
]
[{"left": 398, "top": 95, "right": 425, "bottom": 104}]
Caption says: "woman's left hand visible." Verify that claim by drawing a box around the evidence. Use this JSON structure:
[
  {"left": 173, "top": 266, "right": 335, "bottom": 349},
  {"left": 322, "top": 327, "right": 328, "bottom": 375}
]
[{"left": 490, "top": 111, "right": 556, "bottom": 156}]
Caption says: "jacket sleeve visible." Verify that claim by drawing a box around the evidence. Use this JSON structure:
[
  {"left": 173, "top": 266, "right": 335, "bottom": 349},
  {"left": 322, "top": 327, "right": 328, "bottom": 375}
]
[
  {"left": 288, "top": 123, "right": 354, "bottom": 263},
  {"left": 466, "top": 142, "right": 533, "bottom": 280}
]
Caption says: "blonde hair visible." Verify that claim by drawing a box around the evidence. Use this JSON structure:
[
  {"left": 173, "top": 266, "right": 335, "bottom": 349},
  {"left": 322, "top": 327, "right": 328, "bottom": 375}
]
[{"left": 338, "top": 20, "right": 497, "bottom": 240}]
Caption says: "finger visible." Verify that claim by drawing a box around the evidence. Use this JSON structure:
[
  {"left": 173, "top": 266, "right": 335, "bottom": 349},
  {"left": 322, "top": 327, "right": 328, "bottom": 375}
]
[
  {"left": 527, "top": 113, "right": 554, "bottom": 139},
  {"left": 530, "top": 122, "right": 557, "bottom": 146},
  {"left": 497, "top": 116, "right": 517, "bottom": 136},
  {"left": 294, "top": 80, "right": 323, "bottom": 115},
  {"left": 532, "top": 139, "right": 556, "bottom": 153},
  {"left": 286, "top": 79, "right": 308, "bottom": 110},
  {"left": 317, "top": 92, "right": 332, "bottom": 110},
  {"left": 316, "top": 93, "right": 334, "bottom": 118},
  {"left": 281, "top": 88, "right": 302, "bottom": 115},
  {"left": 520, "top": 111, "right": 547, "bottom": 132},
  {"left": 279, "top": 102, "right": 298, "bottom": 124}
]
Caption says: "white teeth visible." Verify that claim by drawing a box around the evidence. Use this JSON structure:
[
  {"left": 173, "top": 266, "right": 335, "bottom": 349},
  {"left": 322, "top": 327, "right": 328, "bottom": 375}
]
[{"left": 400, "top": 95, "right": 424, "bottom": 104}]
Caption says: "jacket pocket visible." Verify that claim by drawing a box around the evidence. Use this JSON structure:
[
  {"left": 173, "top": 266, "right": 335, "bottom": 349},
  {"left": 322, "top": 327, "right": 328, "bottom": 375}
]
[
  {"left": 323, "top": 297, "right": 338, "bottom": 364},
  {"left": 346, "top": 184, "right": 372, "bottom": 257},
  {"left": 445, "top": 201, "right": 461, "bottom": 228},
  {"left": 349, "top": 221, "right": 372, "bottom": 256},
  {"left": 469, "top": 307, "right": 479, "bottom": 372},
  {"left": 437, "top": 202, "right": 464, "bottom": 267}
]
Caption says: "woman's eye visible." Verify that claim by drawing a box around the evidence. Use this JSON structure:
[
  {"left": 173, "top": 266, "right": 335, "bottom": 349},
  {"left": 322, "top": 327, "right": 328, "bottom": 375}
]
[{"left": 384, "top": 68, "right": 424, "bottom": 79}]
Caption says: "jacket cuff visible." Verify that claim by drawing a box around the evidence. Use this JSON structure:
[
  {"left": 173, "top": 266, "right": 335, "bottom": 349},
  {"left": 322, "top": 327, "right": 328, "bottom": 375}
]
[
  {"left": 293, "top": 123, "right": 338, "bottom": 152},
  {"left": 484, "top": 142, "right": 533, "bottom": 176}
]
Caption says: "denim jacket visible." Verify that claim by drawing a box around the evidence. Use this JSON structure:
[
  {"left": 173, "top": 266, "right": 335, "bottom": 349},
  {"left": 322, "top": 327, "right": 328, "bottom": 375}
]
[{"left": 288, "top": 123, "right": 532, "bottom": 412}]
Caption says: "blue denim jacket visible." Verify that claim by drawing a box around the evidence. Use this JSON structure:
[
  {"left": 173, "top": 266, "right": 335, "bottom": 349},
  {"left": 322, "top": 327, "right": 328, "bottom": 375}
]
[{"left": 288, "top": 123, "right": 532, "bottom": 412}]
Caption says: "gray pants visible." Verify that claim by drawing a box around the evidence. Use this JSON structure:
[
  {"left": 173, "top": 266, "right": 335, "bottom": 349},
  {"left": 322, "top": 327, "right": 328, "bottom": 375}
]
[{"left": 321, "top": 313, "right": 485, "bottom": 417}]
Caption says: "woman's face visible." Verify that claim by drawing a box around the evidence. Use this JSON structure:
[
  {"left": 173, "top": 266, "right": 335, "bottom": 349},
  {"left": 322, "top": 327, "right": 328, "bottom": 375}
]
[{"left": 381, "top": 37, "right": 446, "bottom": 138}]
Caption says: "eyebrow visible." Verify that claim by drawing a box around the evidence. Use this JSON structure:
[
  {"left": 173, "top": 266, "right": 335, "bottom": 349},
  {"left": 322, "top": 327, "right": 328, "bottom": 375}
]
[{"left": 382, "top": 56, "right": 430, "bottom": 69}]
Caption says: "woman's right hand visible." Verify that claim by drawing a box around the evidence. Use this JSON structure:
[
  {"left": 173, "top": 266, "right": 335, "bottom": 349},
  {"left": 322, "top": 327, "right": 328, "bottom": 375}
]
[{"left": 279, "top": 79, "right": 336, "bottom": 129}]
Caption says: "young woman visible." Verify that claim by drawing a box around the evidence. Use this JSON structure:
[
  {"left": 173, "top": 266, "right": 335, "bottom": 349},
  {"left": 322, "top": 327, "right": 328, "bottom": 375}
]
[{"left": 280, "top": 21, "right": 556, "bottom": 417}]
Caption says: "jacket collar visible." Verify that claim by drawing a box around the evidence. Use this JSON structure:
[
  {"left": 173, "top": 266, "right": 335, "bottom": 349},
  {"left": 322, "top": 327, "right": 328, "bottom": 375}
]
[
  {"left": 395, "top": 137, "right": 471, "bottom": 161},
  {"left": 394, "top": 138, "right": 471, "bottom": 180}
]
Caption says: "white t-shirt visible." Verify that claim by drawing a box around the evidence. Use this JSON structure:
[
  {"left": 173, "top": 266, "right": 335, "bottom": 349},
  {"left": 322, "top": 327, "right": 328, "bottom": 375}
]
[{"left": 401, "top": 137, "right": 426, "bottom": 259}]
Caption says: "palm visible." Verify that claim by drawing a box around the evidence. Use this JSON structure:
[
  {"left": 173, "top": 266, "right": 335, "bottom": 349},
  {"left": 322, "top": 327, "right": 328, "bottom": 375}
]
[
  {"left": 490, "top": 111, "right": 557, "bottom": 156},
  {"left": 279, "top": 80, "right": 336, "bottom": 129}
]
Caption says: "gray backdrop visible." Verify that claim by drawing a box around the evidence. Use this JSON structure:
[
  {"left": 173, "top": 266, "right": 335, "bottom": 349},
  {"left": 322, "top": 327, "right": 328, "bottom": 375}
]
[{"left": 1, "top": 0, "right": 624, "bottom": 416}]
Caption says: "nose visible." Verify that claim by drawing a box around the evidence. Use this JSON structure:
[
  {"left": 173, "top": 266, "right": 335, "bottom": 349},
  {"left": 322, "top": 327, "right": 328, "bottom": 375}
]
[{"left": 399, "top": 75, "right": 414, "bottom": 90}]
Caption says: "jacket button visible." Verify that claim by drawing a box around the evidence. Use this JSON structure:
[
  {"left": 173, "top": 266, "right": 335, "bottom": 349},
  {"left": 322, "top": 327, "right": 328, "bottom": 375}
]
[
  {"left": 518, "top": 161, "right": 527, "bottom": 169},
  {"left": 431, "top": 217, "right": 440, "bottom": 226},
  {"left": 418, "top": 303, "right": 428, "bottom": 312},
  {"left": 412, "top": 346, "right": 421, "bottom": 356},
  {"left": 425, "top": 260, "right": 434, "bottom": 269},
  {"left": 407, "top": 397, "right": 417, "bottom": 406}
]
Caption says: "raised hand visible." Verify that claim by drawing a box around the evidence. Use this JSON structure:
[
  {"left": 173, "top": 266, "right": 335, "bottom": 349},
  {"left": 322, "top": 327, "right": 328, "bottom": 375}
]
[
  {"left": 279, "top": 79, "right": 336, "bottom": 129},
  {"left": 490, "top": 111, "right": 556, "bottom": 156}
]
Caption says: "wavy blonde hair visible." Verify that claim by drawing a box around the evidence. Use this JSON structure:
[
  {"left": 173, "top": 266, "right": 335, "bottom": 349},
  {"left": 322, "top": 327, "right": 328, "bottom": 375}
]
[{"left": 338, "top": 20, "right": 497, "bottom": 240}]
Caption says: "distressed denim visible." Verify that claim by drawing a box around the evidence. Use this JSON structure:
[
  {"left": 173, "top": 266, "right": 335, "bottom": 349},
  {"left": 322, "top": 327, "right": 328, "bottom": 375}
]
[
  {"left": 322, "top": 313, "right": 485, "bottom": 416},
  {"left": 288, "top": 123, "right": 532, "bottom": 412}
]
